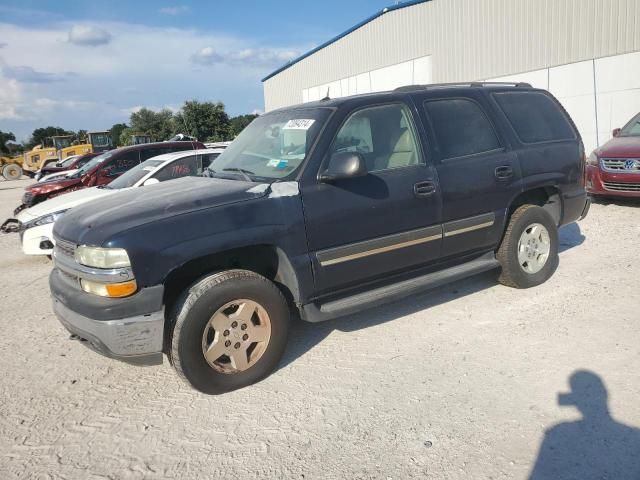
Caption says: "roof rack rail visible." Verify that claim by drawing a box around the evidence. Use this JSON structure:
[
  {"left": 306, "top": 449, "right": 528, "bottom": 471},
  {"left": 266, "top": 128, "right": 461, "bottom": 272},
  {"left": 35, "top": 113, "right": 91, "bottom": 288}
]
[{"left": 393, "top": 81, "right": 532, "bottom": 93}]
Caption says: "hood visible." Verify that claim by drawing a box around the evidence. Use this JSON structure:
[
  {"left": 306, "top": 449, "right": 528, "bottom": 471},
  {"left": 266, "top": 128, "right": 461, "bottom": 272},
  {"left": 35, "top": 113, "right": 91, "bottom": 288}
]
[
  {"left": 28, "top": 175, "right": 81, "bottom": 195},
  {"left": 54, "top": 176, "right": 270, "bottom": 245},
  {"left": 16, "top": 186, "right": 114, "bottom": 222},
  {"left": 596, "top": 136, "right": 640, "bottom": 158}
]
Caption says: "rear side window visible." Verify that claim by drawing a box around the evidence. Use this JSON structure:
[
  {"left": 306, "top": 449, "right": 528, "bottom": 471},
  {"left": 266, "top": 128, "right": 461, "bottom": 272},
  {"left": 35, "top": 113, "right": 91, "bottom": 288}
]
[
  {"left": 106, "top": 151, "right": 140, "bottom": 175},
  {"left": 493, "top": 92, "right": 575, "bottom": 143},
  {"left": 424, "top": 98, "right": 501, "bottom": 160}
]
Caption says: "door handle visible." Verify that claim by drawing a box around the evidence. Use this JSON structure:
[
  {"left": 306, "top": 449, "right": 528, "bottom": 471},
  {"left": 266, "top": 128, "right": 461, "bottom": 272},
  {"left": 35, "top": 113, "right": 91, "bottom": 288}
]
[
  {"left": 414, "top": 181, "right": 436, "bottom": 197},
  {"left": 494, "top": 166, "right": 514, "bottom": 181}
]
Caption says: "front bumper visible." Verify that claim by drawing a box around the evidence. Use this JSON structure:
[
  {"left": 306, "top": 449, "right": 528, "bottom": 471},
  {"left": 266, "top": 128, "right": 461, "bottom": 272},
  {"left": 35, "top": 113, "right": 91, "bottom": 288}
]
[
  {"left": 53, "top": 297, "right": 164, "bottom": 366},
  {"left": 50, "top": 249, "right": 166, "bottom": 366},
  {"left": 586, "top": 165, "right": 640, "bottom": 197},
  {"left": 21, "top": 223, "right": 55, "bottom": 255}
]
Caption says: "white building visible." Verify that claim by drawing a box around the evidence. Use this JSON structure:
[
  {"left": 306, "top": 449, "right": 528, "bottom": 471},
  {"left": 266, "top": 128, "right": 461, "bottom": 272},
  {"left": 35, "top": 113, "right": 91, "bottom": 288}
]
[{"left": 262, "top": 0, "right": 640, "bottom": 153}]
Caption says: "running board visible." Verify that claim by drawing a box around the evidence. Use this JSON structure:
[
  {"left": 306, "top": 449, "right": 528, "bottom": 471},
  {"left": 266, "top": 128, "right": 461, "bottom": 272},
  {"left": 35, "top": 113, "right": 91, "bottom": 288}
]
[{"left": 300, "top": 252, "right": 500, "bottom": 323}]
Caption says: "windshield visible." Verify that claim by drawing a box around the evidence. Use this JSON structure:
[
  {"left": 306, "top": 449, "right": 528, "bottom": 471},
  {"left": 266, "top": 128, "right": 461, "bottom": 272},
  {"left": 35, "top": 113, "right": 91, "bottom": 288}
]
[
  {"left": 206, "top": 108, "right": 332, "bottom": 182},
  {"left": 72, "top": 151, "right": 113, "bottom": 178},
  {"left": 90, "top": 133, "right": 112, "bottom": 148},
  {"left": 60, "top": 156, "right": 79, "bottom": 167},
  {"left": 619, "top": 113, "right": 640, "bottom": 137},
  {"left": 107, "top": 159, "right": 164, "bottom": 189}
]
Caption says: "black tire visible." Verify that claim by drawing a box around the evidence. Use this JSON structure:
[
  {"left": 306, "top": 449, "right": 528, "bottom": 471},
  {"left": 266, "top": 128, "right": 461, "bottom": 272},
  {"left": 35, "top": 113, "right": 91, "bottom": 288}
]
[
  {"left": 169, "top": 269, "right": 290, "bottom": 394},
  {"left": 497, "top": 204, "right": 559, "bottom": 289},
  {"left": 2, "top": 164, "right": 22, "bottom": 180}
]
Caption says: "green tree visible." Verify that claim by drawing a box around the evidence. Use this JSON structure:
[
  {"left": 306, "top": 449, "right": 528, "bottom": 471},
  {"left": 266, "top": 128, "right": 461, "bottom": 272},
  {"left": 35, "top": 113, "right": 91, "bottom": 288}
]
[
  {"left": 129, "top": 108, "right": 175, "bottom": 141},
  {"left": 229, "top": 114, "right": 258, "bottom": 138},
  {"left": 0, "top": 130, "right": 16, "bottom": 155},
  {"left": 109, "top": 123, "right": 128, "bottom": 147},
  {"left": 174, "top": 100, "right": 231, "bottom": 142},
  {"left": 27, "top": 126, "right": 74, "bottom": 149}
]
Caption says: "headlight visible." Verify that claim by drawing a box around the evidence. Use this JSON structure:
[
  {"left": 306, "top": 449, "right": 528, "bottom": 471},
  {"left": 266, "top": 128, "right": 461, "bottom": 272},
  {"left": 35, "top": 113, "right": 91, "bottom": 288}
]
[
  {"left": 80, "top": 278, "right": 137, "bottom": 298},
  {"left": 586, "top": 152, "right": 599, "bottom": 166},
  {"left": 26, "top": 210, "right": 68, "bottom": 228},
  {"left": 75, "top": 246, "right": 131, "bottom": 269}
]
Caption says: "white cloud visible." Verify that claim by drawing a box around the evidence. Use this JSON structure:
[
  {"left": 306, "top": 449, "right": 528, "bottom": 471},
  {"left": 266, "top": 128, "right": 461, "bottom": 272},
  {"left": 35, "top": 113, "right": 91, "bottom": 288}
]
[
  {"left": 0, "top": 21, "right": 306, "bottom": 138},
  {"left": 191, "top": 46, "right": 299, "bottom": 68},
  {"left": 159, "top": 5, "right": 190, "bottom": 15},
  {"left": 0, "top": 76, "right": 21, "bottom": 120},
  {"left": 68, "top": 25, "right": 112, "bottom": 46}
]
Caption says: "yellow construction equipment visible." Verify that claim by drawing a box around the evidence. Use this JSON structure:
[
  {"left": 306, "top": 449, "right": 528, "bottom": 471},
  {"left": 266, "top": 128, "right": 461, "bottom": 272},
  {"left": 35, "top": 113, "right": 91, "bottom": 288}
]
[
  {"left": 0, "top": 154, "right": 24, "bottom": 180},
  {"left": 21, "top": 131, "right": 113, "bottom": 178}
]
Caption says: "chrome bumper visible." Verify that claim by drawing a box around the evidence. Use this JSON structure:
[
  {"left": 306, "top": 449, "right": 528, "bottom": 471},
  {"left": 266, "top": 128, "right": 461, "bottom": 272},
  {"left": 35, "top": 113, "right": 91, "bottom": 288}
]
[{"left": 52, "top": 297, "right": 164, "bottom": 366}]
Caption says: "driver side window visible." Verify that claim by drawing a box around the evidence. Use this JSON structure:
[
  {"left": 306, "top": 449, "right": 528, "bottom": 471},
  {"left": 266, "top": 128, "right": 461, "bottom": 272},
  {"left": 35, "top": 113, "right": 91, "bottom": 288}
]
[{"left": 332, "top": 104, "right": 422, "bottom": 173}]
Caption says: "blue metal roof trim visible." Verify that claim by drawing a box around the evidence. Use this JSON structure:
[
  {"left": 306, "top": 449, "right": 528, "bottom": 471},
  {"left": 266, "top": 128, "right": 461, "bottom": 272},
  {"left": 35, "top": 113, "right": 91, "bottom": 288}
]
[{"left": 261, "top": 0, "right": 430, "bottom": 82}]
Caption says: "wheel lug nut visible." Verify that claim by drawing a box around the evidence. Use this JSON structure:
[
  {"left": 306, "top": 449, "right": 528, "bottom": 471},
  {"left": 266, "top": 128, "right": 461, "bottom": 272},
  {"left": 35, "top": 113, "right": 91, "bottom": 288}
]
[
  {"left": 223, "top": 330, "right": 230, "bottom": 336},
  {"left": 242, "top": 334, "right": 249, "bottom": 341},
  {"left": 234, "top": 342, "right": 241, "bottom": 349},
  {"left": 231, "top": 321, "right": 238, "bottom": 328},
  {"left": 225, "top": 340, "right": 231, "bottom": 347},
  {"left": 241, "top": 324, "right": 247, "bottom": 330}
]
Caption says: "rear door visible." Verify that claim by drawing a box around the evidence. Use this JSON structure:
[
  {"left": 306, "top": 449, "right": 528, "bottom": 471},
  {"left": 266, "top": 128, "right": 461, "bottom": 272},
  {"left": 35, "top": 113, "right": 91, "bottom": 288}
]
[
  {"left": 300, "top": 101, "right": 443, "bottom": 296},
  {"left": 97, "top": 150, "right": 141, "bottom": 185},
  {"left": 418, "top": 92, "right": 522, "bottom": 258}
]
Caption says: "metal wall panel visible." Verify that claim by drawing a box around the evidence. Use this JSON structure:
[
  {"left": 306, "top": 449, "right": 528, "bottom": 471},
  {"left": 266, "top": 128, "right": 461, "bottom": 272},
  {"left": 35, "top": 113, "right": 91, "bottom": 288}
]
[{"left": 264, "top": 0, "right": 640, "bottom": 111}]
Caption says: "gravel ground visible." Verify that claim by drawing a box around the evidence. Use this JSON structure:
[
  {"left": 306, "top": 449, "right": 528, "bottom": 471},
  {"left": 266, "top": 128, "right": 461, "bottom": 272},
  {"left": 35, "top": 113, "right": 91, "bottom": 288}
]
[{"left": 0, "top": 178, "right": 639, "bottom": 480}]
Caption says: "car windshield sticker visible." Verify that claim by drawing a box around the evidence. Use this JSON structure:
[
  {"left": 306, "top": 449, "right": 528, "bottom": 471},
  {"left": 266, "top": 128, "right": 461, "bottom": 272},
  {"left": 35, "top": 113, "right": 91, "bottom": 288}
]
[
  {"left": 267, "top": 159, "right": 289, "bottom": 169},
  {"left": 283, "top": 119, "right": 315, "bottom": 130}
]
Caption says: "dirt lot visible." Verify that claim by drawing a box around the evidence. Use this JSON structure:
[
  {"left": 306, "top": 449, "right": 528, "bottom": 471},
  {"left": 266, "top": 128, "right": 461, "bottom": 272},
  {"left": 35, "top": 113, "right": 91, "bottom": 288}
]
[{"left": 0, "top": 178, "right": 639, "bottom": 480}]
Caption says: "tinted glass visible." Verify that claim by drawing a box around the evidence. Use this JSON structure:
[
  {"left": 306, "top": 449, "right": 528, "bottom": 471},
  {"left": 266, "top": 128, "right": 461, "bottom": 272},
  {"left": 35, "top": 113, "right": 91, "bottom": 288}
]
[
  {"left": 332, "top": 104, "right": 422, "bottom": 172},
  {"left": 105, "top": 151, "right": 140, "bottom": 175},
  {"left": 619, "top": 113, "right": 640, "bottom": 137},
  {"left": 200, "top": 153, "right": 220, "bottom": 171},
  {"left": 424, "top": 98, "right": 501, "bottom": 160},
  {"left": 153, "top": 156, "right": 198, "bottom": 182},
  {"left": 493, "top": 92, "right": 575, "bottom": 143},
  {"left": 106, "top": 159, "right": 164, "bottom": 189}
]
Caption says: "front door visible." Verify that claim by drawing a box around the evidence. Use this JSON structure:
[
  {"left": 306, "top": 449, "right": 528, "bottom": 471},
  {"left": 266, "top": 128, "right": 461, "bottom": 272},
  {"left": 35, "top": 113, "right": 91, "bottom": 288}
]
[{"left": 300, "top": 102, "right": 442, "bottom": 296}]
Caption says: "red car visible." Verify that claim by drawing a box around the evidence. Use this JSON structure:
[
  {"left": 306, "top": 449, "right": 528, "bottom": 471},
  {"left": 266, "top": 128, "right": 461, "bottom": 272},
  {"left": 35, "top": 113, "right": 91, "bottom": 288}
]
[
  {"left": 586, "top": 113, "right": 640, "bottom": 198},
  {"left": 16, "top": 141, "right": 205, "bottom": 214}
]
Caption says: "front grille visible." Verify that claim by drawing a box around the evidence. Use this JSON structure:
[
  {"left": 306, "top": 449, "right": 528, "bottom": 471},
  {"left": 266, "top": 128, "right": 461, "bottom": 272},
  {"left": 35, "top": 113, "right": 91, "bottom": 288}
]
[
  {"left": 603, "top": 181, "right": 640, "bottom": 192},
  {"left": 601, "top": 158, "right": 640, "bottom": 172},
  {"left": 54, "top": 237, "right": 76, "bottom": 258}
]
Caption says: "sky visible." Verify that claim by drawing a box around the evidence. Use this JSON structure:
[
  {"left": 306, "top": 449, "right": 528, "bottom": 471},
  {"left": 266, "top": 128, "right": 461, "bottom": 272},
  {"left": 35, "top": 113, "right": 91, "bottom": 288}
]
[{"left": 0, "top": 0, "right": 396, "bottom": 141}]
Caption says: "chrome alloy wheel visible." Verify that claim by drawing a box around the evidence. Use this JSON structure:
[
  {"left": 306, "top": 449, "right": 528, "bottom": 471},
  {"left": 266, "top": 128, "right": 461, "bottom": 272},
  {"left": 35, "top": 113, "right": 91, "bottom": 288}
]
[
  {"left": 517, "top": 222, "right": 551, "bottom": 274},
  {"left": 201, "top": 299, "right": 272, "bottom": 374}
]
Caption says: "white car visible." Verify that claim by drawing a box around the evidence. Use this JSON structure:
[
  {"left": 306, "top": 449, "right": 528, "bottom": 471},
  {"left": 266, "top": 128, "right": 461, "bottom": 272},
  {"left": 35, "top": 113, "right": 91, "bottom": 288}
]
[
  {"left": 16, "top": 148, "right": 223, "bottom": 256},
  {"left": 38, "top": 168, "right": 80, "bottom": 183}
]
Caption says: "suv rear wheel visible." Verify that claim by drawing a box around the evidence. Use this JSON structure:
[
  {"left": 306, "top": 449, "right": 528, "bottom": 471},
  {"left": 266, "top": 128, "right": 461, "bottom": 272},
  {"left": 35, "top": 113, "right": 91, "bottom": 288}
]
[
  {"left": 169, "top": 270, "right": 290, "bottom": 394},
  {"left": 497, "top": 205, "right": 559, "bottom": 289}
]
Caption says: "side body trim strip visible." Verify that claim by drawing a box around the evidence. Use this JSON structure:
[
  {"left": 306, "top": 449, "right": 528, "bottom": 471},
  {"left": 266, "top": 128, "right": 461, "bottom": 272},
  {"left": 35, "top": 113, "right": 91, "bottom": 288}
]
[
  {"left": 316, "top": 211, "right": 496, "bottom": 267},
  {"left": 317, "top": 225, "right": 442, "bottom": 267}
]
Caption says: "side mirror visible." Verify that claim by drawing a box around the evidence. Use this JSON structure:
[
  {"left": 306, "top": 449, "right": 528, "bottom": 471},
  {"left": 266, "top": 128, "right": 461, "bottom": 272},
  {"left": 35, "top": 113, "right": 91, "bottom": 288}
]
[
  {"left": 612, "top": 128, "right": 622, "bottom": 137},
  {"left": 319, "top": 152, "right": 367, "bottom": 183},
  {"left": 143, "top": 178, "right": 160, "bottom": 186}
]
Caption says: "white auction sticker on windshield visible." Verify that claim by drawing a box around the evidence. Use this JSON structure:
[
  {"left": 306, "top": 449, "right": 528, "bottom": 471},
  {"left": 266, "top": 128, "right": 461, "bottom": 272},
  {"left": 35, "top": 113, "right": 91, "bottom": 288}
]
[{"left": 283, "top": 119, "right": 315, "bottom": 130}]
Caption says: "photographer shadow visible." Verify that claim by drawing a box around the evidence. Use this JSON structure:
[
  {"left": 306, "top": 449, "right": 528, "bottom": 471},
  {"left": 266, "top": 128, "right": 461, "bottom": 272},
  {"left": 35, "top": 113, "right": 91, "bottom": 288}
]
[{"left": 529, "top": 370, "right": 640, "bottom": 479}]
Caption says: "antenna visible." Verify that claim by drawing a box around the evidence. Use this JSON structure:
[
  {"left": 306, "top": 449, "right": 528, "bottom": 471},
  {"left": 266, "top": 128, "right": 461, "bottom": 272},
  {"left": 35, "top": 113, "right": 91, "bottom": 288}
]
[{"left": 321, "top": 87, "right": 331, "bottom": 101}]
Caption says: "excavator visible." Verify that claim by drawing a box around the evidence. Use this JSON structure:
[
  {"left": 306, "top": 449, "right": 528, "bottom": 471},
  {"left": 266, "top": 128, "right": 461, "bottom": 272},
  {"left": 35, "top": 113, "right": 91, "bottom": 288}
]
[{"left": 14, "top": 131, "right": 113, "bottom": 180}]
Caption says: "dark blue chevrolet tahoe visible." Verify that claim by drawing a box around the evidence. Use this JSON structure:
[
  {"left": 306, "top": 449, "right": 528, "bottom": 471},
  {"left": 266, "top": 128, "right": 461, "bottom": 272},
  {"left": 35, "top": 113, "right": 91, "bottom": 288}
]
[{"left": 50, "top": 83, "right": 590, "bottom": 394}]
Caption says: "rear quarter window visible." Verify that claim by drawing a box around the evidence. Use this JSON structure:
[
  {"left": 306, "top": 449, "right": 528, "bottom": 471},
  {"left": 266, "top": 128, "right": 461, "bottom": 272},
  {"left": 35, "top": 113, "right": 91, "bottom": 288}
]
[{"left": 493, "top": 91, "right": 576, "bottom": 144}]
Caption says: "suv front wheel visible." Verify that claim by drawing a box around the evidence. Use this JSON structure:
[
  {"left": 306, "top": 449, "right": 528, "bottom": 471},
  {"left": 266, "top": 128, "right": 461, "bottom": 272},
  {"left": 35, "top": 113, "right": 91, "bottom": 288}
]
[
  {"left": 169, "top": 270, "right": 290, "bottom": 394},
  {"left": 497, "top": 205, "right": 559, "bottom": 289}
]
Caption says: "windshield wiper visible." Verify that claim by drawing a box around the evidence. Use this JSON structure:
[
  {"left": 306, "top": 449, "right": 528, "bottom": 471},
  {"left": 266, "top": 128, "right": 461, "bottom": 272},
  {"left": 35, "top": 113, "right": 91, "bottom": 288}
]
[{"left": 222, "top": 168, "right": 254, "bottom": 182}]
